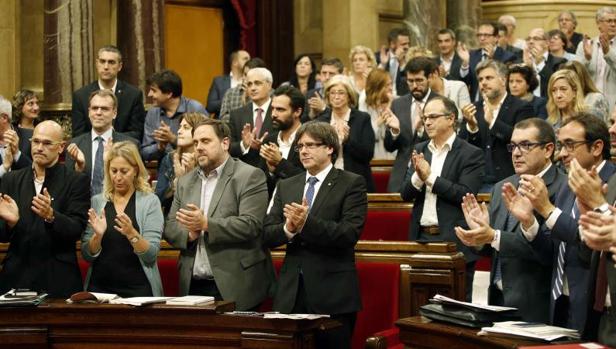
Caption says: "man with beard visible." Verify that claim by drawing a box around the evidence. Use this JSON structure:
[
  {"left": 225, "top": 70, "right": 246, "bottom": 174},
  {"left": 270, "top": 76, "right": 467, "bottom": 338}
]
[
  {"left": 0, "top": 121, "right": 89, "bottom": 297},
  {"left": 259, "top": 85, "right": 305, "bottom": 195},
  {"left": 384, "top": 56, "right": 439, "bottom": 192},
  {"left": 459, "top": 59, "right": 534, "bottom": 192},
  {"left": 164, "top": 119, "right": 273, "bottom": 310}
]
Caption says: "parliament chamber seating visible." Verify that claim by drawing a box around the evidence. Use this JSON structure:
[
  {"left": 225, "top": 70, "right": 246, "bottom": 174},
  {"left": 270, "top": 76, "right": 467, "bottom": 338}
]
[{"left": 370, "top": 159, "right": 394, "bottom": 193}]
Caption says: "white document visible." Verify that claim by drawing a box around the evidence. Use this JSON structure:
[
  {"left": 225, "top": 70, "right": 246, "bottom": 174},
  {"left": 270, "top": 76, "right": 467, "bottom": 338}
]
[
  {"left": 478, "top": 321, "right": 580, "bottom": 341},
  {"left": 432, "top": 294, "right": 517, "bottom": 312},
  {"left": 166, "top": 296, "right": 215, "bottom": 306},
  {"left": 263, "top": 313, "right": 330, "bottom": 320},
  {"left": 109, "top": 297, "right": 172, "bottom": 306}
]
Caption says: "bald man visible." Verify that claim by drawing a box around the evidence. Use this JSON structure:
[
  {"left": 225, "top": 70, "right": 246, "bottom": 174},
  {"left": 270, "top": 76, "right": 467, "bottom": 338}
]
[{"left": 0, "top": 121, "right": 90, "bottom": 297}]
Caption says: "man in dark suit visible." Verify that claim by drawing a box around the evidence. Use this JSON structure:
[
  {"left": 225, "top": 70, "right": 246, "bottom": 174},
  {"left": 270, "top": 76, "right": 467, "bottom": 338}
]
[
  {"left": 0, "top": 96, "right": 30, "bottom": 179},
  {"left": 525, "top": 28, "right": 567, "bottom": 97},
  {"left": 259, "top": 85, "right": 305, "bottom": 196},
  {"left": 496, "top": 23, "right": 523, "bottom": 64},
  {"left": 400, "top": 96, "right": 484, "bottom": 301},
  {"left": 206, "top": 50, "right": 250, "bottom": 116},
  {"left": 228, "top": 67, "right": 275, "bottom": 167},
  {"left": 65, "top": 90, "right": 138, "bottom": 196},
  {"left": 0, "top": 121, "right": 89, "bottom": 298},
  {"left": 385, "top": 57, "right": 439, "bottom": 192},
  {"left": 264, "top": 121, "right": 367, "bottom": 349},
  {"left": 436, "top": 29, "right": 464, "bottom": 81},
  {"left": 72, "top": 46, "right": 145, "bottom": 140},
  {"left": 164, "top": 119, "right": 273, "bottom": 310},
  {"left": 558, "top": 10, "right": 584, "bottom": 54},
  {"left": 457, "top": 21, "right": 518, "bottom": 101},
  {"left": 459, "top": 59, "right": 535, "bottom": 192},
  {"left": 303, "top": 57, "right": 344, "bottom": 122},
  {"left": 377, "top": 27, "right": 411, "bottom": 97},
  {"left": 456, "top": 118, "right": 567, "bottom": 320}
]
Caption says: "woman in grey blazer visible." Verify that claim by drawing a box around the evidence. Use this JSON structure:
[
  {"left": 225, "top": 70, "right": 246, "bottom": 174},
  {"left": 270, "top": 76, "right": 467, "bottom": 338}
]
[{"left": 82, "top": 141, "right": 164, "bottom": 297}]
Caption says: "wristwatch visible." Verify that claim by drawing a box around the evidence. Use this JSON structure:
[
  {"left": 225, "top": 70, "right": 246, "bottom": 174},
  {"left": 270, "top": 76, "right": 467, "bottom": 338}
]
[
  {"left": 129, "top": 236, "right": 140, "bottom": 244},
  {"left": 593, "top": 203, "right": 610, "bottom": 214}
]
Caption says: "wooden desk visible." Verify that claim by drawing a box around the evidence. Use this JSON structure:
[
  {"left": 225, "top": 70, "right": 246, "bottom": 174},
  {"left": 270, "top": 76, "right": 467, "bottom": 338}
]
[
  {"left": 396, "top": 316, "right": 541, "bottom": 349},
  {"left": 0, "top": 300, "right": 339, "bottom": 349}
]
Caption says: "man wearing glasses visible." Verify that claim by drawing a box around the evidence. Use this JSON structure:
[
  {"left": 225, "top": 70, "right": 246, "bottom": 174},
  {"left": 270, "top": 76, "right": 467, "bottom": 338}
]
[
  {"left": 523, "top": 28, "right": 566, "bottom": 98},
  {"left": 0, "top": 120, "right": 90, "bottom": 298},
  {"left": 400, "top": 96, "right": 484, "bottom": 301},
  {"left": 0, "top": 95, "right": 30, "bottom": 179},
  {"left": 456, "top": 117, "right": 567, "bottom": 321},
  {"left": 264, "top": 122, "right": 367, "bottom": 349},
  {"left": 509, "top": 113, "right": 614, "bottom": 332},
  {"left": 577, "top": 6, "right": 616, "bottom": 115}
]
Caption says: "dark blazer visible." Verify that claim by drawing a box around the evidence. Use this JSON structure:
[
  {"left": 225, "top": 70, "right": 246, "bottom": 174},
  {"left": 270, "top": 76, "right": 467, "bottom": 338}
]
[
  {"left": 0, "top": 147, "right": 32, "bottom": 178},
  {"left": 567, "top": 32, "right": 584, "bottom": 54},
  {"left": 263, "top": 168, "right": 367, "bottom": 315},
  {"left": 437, "top": 53, "right": 464, "bottom": 81},
  {"left": 504, "top": 45, "right": 523, "bottom": 63},
  {"left": 400, "top": 136, "right": 484, "bottom": 262},
  {"left": 71, "top": 80, "right": 146, "bottom": 140},
  {"left": 539, "top": 54, "right": 567, "bottom": 97},
  {"left": 301, "top": 87, "right": 327, "bottom": 123},
  {"left": 64, "top": 130, "right": 138, "bottom": 179},
  {"left": 530, "top": 95, "right": 548, "bottom": 119},
  {"left": 463, "top": 48, "right": 517, "bottom": 101},
  {"left": 458, "top": 94, "right": 534, "bottom": 184},
  {"left": 317, "top": 109, "right": 376, "bottom": 192},
  {"left": 376, "top": 53, "right": 409, "bottom": 96},
  {"left": 228, "top": 102, "right": 274, "bottom": 167},
  {"left": 532, "top": 161, "right": 616, "bottom": 332},
  {"left": 485, "top": 164, "right": 567, "bottom": 323},
  {"left": 384, "top": 91, "right": 438, "bottom": 192},
  {"left": 206, "top": 75, "right": 231, "bottom": 115},
  {"left": 0, "top": 163, "right": 89, "bottom": 298},
  {"left": 260, "top": 132, "right": 304, "bottom": 196}
]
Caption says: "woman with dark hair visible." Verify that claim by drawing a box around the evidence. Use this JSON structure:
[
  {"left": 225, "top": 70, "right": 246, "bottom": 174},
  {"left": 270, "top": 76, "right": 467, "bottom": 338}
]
[
  {"left": 283, "top": 54, "right": 317, "bottom": 96},
  {"left": 507, "top": 64, "right": 548, "bottom": 119},
  {"left": 12, "top": 89, "right": 40, "bottom": 160},
  {"left": 547, "top": 29, "right": 577, "bottom": 61}
]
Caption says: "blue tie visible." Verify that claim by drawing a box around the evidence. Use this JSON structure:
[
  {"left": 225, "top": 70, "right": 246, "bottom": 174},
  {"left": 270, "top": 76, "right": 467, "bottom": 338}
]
[
  {"left": 552, "top": 202, "right": 578, "bottom": 300},
  {"left": 91, "top": 136, "right": 104, "bottom": 195},
  {"left": 305, "top": 176, "right": 318, "bottom": 209}
]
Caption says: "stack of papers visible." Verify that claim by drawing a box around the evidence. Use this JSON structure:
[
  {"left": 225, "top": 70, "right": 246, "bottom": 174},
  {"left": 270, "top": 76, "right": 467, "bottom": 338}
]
[
  {"left": 263, "top": 313, "right": 330, "bottom": 320},
  {"left": 431, "top": 294, "right": 517, "bottom": 312},
  {"left": 109, "top": 297, "right": 171, "bottom": 306},
  {"left": 479, "top": 321, "right": 580, "bottom": 342},
  {"left": 0, "top": 289, "right": 47, "bottom": 307},
  {"left": 166, "top": 296, "right": 215, "bottom": 306}
]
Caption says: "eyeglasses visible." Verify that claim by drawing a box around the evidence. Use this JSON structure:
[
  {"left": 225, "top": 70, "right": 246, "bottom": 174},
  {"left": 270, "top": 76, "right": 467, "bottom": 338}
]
[
  {"left": 294, "top": 142, "right": 324, "bottom": 151},
  {"left": 506, "top": 141, "right": 547, "bottom": 153},
  {"left": 556, "top": 140, "right": 590, "bottom": 152},
  {"left": 526, "top": 36, "right": 547, "bottom": 42},
  {"left": 476, "top": 33, "right": 494, "bottom": 38},
  {"left": 600, "top": 18, "right": 616, "bottom": 24},
  {"left": 30, "top": 138, "right": 62, "bottom": 148},
  {"left": 421, "top": 113, "right": 451, "bottom": 122},
  {"left": 328, "top": 90, "right": 347, "bottom": 96}
]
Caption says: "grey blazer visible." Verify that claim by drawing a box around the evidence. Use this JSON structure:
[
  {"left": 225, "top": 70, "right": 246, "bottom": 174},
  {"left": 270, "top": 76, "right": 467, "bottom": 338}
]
[
  {"left": 163, "top": 157, "right": 274, "bottom": 310},
  {"left": 82, "top": 191, "right": 165, "bottom": 296}
]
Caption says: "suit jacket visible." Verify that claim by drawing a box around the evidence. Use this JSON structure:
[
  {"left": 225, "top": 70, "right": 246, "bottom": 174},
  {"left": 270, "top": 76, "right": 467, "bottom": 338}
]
[
  {"left": 376, "top": 52, "right": 409, "bottom": 96},
  {"left": 576, "top": 37, "right": 616, "bottom": 115},
  {"left": 0, "top": 163, "right": 89, "bottom": 297},
  {"left": 463, "top": 48, "right": 517, "bottom": 101},
  {"left": 206, "top": 75, "right": 231, "bottom": 115},
  {"left": 0, "top": 148, "right": 32, "bottom": 181},
  {"left": 301, "top": 87, "right": 327, "bottom": 123},
  {"left": 458, "top": 94, "right": 534, "bottom": 184},
  {"left": 504, "top": 45, "right": 523, "bottom": 63},
  {"left": 384, "top": 91, "right": 439, "bottom": 192},
  {"left": 71, "top": 80, "right": 146, "bottom": 140},
  {"left": 263, "top": 168, "right": 367, "bottom": 314},
  {"left": 259, "top": 132, "right": 304, "bottom": 196},
  {"left": 317, "top": 109, "right": 376, "bottom": 192},
  {"left": 530, "top": 95, "right": 548, "bottom": 119},
  {"left": 163, "top": 157, "right": 274, "bottom": 310},
  {"left": 64, "top": 130, "right": 138, "bottom": 180},
  {"left": 539, "top": 54, "right": 567, "bottom": 97},
  {"left": 437, "top": 53, "right": 464, "bottom": 81},
  {"left": 228, "top": 102, "right": 274, "bottom": 167},
  {"left": 485, "top": 164, "right": 567, "bottom": 323},
  {"left": 567, "top": 32, "right": 584, "bottom": 54},
  {"left": 400, "top": 136, "right": 484, "bottom": 262}
]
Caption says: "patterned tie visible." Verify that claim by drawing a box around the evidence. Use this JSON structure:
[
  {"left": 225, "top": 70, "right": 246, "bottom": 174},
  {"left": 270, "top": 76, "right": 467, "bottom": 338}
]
[
  {"left": 552, "top": 202, "right": 578, "bottom": 300},
  {"left": 305, "top": 176, "right": 319, "bottom": 209},
  {"left": 412, "top": 101, "right": 423, "bottom": 132},
  {"left": 593, "top": 252, "right": 609, "bottom": 311},
  {"left": 254, "top": 108, "right": 264, "bottom": 136},
  {"left": 91, "top": 136, "right": 104, "bottom": 195}
]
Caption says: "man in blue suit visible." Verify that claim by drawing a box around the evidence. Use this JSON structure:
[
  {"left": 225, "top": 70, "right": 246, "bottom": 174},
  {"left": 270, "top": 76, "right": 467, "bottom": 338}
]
[
  {"left": 206, "top": 50, "right": 250, "bottom": 116},
  {"left": 458, "top": 21, "right": 518, "bottom": 101},
  {"left": 518, "top": 112, "right": 616, "bottom": 332}
]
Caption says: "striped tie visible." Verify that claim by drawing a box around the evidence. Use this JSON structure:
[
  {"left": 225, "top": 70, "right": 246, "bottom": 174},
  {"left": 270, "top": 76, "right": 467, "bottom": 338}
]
[{"left": 552, "top": 241, "right": 566, "bottom": 300}]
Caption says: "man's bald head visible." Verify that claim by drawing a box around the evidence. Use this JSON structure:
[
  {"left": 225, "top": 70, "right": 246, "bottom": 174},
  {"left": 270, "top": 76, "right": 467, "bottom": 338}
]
[{"left": 31, "top": 121, "right": 66, "bottom": 169}]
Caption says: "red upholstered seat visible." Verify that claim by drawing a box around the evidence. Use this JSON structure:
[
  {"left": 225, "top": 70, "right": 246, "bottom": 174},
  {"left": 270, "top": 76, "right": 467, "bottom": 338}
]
[
  {"left": 372, "top": 171, "right": 390, "bottom": 193},
  {"left": 158, "top": 259, "right": 180, "bottom": 296},
  {"left": 475, "top": 256, "right": 492, "bottom": 272},
  {"left": 361, "top": 210, "right": 410, "bottom": 241}
]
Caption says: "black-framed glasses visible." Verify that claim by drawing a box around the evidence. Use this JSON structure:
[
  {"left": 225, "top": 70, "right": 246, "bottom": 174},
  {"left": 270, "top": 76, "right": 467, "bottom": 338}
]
[
  {"left": 556, "top": 140, "right": 590, "bottom": 152},
  {"left": 421, "top": 113, "right": 451, "bottom": 123},
  {"left": 294, "top": 142, "right": 324, "bottom": 152},
  {"left": 506, "top": 141, "right": 547, "bottom": 153}
]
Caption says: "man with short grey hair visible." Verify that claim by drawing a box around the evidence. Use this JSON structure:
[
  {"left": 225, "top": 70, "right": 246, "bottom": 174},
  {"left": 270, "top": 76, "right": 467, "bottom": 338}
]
[
  {"left": 576, "top": 6, "right": 616, "bottom": 114},
  {"left": 559, "top": 10, "right": 583, "bottom": 53},
  {"left": 0, "top": 95, "right": 29, "bottom": 178}
]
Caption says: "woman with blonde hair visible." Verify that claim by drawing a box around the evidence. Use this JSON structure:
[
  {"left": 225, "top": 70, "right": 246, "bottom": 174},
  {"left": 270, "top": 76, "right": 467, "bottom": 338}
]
[
  {"left": 317, "top": 74, "right": 376, "bottom": 191},
  {"left": 358, "top": 69, "right": 396, "bottom": 159},
  {"left": 546, "top": 69, "right": 586, "bottom": 129},
  {"left": 348, "top": 45, "right": 376, "bottom": 93},
  {"left": 558, "top": 60, "right": 609, "bottom": 122},
  {"left": 82, "top": 141, "right": 164, "bottom": 297}
]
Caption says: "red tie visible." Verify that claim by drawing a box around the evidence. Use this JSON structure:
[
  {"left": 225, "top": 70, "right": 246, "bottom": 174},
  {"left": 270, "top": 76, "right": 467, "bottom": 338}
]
[
  {"left": 255, "top": 108, "right": 264, "bottom": 136},
  {"left": 593, "top": 251, "right": 609, "bottom": 312}
]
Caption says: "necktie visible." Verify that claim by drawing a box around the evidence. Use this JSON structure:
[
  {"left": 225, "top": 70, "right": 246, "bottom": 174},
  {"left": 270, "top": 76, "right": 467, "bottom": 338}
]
[
  {"left": 91, "top": 136, "right": 104, "bottom": 195},
  {"left": 413, "top": 101, "right": 423, "bottom": 131},
  {"left": 389, "top": 56, "right": 399, "bottom": 81},
  {"left": 305, "top": 176, "right": 318, "bottom": 209},
  {"left": 254, "top": 108, "right": 264, "bottom": 136},
  {"left": 593, "top": 252, "right": 609, "bottom": 311},
  {"left": 552, "top": 202, "right": 579, "bottom": 300},
  {"left": 482, "top": 52, "right": 488, "bottom": 61}
]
